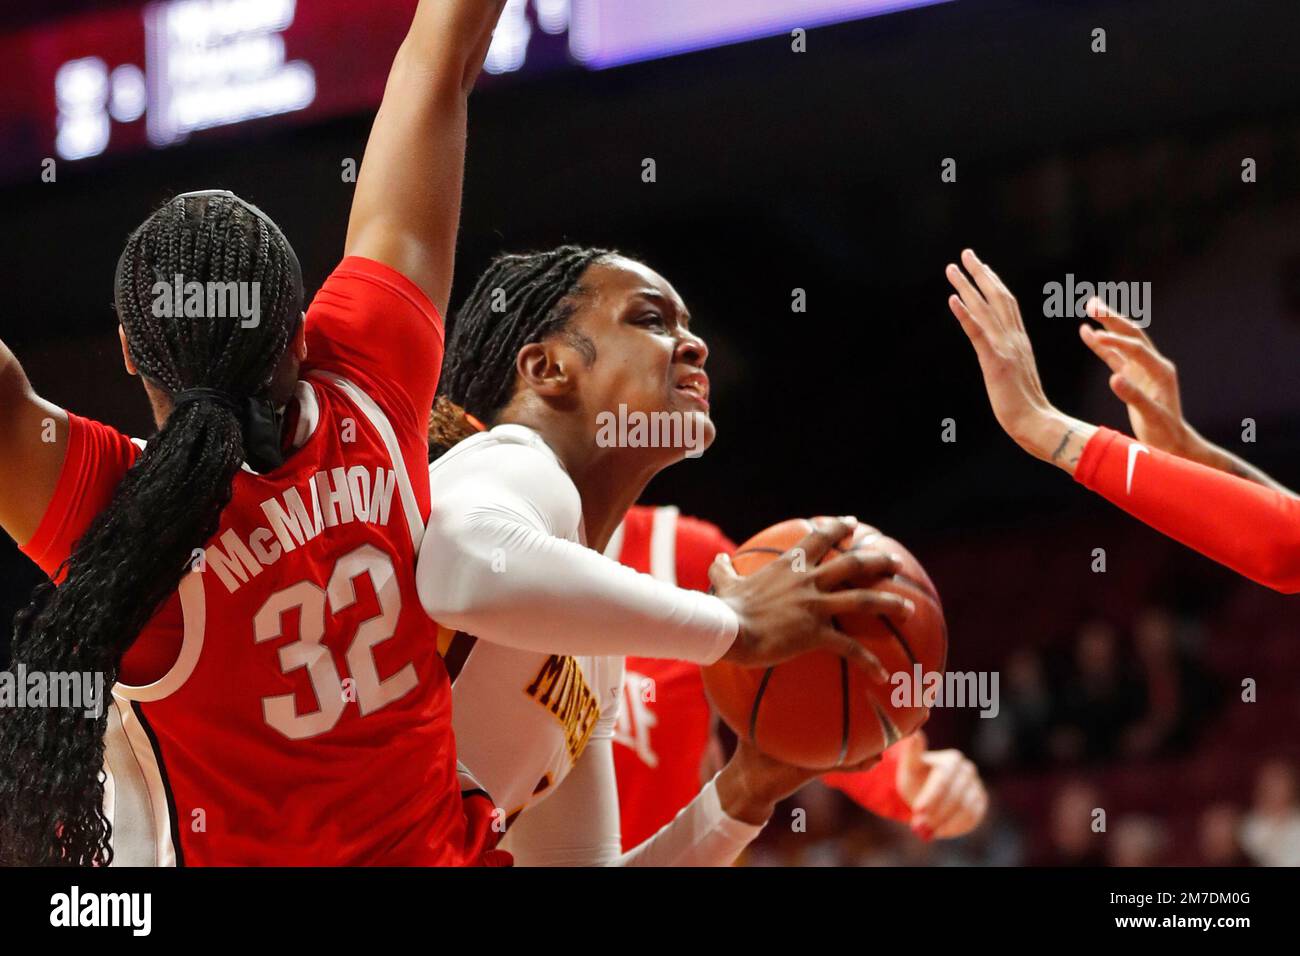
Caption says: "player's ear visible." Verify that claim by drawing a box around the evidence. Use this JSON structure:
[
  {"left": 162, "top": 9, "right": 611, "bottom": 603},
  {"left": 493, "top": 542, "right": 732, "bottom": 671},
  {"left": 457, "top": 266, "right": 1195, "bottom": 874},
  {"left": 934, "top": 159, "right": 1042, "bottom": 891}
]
[
  {"left": 516, "top": 340, "right": 576, "bottom": 398},
  {"left": 119, "top": 325, "right": 139, "bottom": 377}
]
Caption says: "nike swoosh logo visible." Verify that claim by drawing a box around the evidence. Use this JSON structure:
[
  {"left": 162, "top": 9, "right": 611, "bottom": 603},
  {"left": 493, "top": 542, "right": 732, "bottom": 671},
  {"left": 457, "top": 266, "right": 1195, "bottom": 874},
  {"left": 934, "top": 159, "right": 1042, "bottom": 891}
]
[{"left": 1126, "top": 443, "right": 1150, "bottom": 494}]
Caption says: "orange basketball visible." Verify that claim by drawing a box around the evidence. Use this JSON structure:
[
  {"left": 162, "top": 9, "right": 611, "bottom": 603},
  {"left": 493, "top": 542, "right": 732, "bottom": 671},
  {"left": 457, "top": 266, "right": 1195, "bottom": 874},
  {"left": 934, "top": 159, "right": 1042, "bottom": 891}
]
[{"left": 702, "top": 518, "right": 947, "bottom": 770}]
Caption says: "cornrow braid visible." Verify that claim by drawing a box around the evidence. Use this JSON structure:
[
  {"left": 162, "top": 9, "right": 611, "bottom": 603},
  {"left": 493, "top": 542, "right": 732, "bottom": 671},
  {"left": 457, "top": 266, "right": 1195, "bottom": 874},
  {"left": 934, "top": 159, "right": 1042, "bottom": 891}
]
[
  {"left": 433, "top": 244, "right": 614, "bottom": 458},
  {"left": 0, "top": 191, "right": 303, "bottom": 866}
]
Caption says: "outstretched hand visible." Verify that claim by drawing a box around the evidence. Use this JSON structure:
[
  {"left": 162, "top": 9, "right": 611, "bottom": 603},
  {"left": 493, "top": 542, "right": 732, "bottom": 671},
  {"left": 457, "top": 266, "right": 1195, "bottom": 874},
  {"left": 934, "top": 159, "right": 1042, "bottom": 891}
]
[
  {"left": 1078, "top": 297, "right": 1197, "bottom": 458},
  {"left": 946, "top": 249, "right": 1097, "bottom": 473}
]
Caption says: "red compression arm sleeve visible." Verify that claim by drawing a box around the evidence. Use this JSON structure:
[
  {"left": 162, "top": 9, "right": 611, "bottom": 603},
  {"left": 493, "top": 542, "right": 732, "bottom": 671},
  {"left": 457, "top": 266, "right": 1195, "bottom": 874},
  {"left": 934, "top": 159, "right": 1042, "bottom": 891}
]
[{"left": 1075, "top": 427, "right": 1300, "bottom": 593}]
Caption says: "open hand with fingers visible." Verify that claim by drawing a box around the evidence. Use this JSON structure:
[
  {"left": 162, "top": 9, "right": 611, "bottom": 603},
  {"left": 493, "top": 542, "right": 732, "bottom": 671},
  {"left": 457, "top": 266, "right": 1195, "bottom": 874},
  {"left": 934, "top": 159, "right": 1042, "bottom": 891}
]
[
  {"left": 1077, "top": 296, "right": 1200, "bottom": 459},
  {"left": 710, "top": 516, "right": 913, "bottom": 677},
  {"left": 894, "top": 732, "right": 988, "bottom": 840},
  {"left": 1078, "top": 296, "right": 1295, "bottom": 493},
  {"left": 946, "top": 248, "right": 1097, "bottom": 473}
]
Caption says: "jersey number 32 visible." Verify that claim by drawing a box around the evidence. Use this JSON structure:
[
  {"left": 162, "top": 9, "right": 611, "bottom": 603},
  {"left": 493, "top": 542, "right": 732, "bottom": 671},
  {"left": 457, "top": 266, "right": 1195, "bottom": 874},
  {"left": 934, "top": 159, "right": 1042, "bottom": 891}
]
[{"left": 252, "top": 544, "right": 417, "bottom": 740}]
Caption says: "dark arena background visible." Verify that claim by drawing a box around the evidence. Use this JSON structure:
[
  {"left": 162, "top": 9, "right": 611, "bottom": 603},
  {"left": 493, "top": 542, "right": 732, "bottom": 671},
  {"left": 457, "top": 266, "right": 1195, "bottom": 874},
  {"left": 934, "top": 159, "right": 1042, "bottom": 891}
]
[{"left": 1, "top": 0, "right": 1298, "bottom": 929}]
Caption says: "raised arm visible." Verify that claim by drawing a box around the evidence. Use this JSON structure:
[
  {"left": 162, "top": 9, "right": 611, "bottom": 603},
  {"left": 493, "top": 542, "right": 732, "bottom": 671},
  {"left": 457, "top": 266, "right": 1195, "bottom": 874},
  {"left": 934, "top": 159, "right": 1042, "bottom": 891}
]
[
  {"left": 0, "top": 339, "right": 69, "bottom": 546},
  {"left": 946, "top": 248, "right": 1300, "bottom": 594},
  {"left": 344, "top": 1, "right": 506, "bottom": 314}
]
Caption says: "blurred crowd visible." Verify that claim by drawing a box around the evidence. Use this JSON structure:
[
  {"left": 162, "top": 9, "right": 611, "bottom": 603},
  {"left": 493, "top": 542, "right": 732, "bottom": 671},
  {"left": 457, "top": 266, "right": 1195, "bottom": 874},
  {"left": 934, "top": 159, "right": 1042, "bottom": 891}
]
[
  {"left": 1028, "top": 758, "right": 1300, "bottom": 867},
  {"left": 974, "top": 607, "right": 1220, "bottom": 769}
]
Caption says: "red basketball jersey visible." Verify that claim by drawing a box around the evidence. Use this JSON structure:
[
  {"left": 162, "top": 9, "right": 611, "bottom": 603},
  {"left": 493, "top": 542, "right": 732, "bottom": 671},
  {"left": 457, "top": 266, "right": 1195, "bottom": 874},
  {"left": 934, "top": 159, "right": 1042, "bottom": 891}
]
[
  {"left": 610, "top": 506, "right": 733, "bottom": 850},
  {"left": 22, "top": 257, "right": 482, "bottom": 866}
]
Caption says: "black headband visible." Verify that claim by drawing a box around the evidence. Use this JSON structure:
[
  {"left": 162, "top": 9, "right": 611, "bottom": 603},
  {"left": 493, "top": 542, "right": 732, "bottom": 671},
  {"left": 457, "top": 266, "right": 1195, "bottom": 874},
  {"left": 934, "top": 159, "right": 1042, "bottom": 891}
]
[{"left": 173, "top": 388, "right": 285, "bottom": 474}]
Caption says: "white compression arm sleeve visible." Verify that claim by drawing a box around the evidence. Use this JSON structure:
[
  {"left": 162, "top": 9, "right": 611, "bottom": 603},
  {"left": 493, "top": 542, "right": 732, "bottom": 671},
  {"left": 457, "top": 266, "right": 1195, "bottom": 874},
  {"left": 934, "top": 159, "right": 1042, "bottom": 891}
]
[
  {"left": 503, "top": 737, "right": 763, "bottom": 867},
  {"left": 417, "top": 431, "right": 738, "bottom": 663}
]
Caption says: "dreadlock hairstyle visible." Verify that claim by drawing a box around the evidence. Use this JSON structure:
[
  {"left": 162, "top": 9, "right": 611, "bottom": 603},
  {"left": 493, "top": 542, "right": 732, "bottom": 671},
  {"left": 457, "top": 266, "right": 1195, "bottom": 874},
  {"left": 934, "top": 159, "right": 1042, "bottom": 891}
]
[
  {"left": 429, "top": 244, "right": 615, "bottom": 459},
  {"left": 0, "top": 191, "right": 303, "bottom": 866}
]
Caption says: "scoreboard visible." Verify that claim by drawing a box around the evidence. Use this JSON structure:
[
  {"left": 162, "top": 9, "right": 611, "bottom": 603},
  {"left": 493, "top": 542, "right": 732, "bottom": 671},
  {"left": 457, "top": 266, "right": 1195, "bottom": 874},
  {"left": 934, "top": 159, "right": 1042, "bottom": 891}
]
[{"left": 0, "top": 0, "right": 950, "bottom": 181}]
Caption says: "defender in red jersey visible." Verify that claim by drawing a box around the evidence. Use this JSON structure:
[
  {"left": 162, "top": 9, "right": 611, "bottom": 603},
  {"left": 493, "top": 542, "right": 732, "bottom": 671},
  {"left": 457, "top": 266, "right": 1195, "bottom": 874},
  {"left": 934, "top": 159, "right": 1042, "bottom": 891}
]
[
  {"left": 947, "top": 250, "right": 1300, "bottom": 593},
  {"left": 22, "top": 261, "right": 466, "bottom": 866},
  {"left": 609, "top": 505, "right": 989, "bottom": 849},
  {"left": 0, "top": 1, "right": 508, "bottom": 866}
]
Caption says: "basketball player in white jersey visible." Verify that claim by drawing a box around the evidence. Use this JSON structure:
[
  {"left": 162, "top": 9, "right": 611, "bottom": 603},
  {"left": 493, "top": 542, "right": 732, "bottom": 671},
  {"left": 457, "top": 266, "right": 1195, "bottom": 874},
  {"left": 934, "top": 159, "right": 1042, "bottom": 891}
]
[{"left": 417, "top": 247, "right": 910, "bottom": 864}]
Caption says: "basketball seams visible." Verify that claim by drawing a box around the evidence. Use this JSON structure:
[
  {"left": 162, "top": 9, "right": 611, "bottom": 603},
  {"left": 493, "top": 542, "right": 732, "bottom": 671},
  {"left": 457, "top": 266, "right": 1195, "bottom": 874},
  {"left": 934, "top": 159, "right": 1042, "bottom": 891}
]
[
  {"left": 709, "top": 520, "right": 946, "bottom": 769},
  {"left": 877, "top": 613, "right": 919, "bottom": 667},
  {"left": 748, "top": 667, "right": 776, "bottom": 745},
  {"left": 837, "top": 658, "right": 850, "bottom": 767},
  {"left": 869, "top": 698, "right": 903, "bottom": 750}
]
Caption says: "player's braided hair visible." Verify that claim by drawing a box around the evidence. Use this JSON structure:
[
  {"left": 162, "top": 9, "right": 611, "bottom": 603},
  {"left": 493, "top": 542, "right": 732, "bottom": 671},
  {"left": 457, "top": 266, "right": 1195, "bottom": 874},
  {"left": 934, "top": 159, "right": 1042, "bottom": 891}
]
[
  {"left": 429, "top": 244, "right": 614, "bottom": 459},
  {"left": 0, "top": 192, "right": 302, "bottom": 866}
]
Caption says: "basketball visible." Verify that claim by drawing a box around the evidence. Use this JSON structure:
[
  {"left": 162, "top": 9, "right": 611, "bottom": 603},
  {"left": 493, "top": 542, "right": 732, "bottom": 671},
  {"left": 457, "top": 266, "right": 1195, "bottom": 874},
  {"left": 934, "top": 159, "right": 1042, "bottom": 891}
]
[{"left": 702, "top": 518, "right": 948, "bottom": 769}]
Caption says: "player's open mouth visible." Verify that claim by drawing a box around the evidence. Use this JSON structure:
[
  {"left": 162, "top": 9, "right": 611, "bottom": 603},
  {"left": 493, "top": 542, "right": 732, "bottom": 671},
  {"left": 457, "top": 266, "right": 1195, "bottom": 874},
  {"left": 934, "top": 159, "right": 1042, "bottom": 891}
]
[{"left": 674, "top": 372, "right": 710, "bottom": 408}]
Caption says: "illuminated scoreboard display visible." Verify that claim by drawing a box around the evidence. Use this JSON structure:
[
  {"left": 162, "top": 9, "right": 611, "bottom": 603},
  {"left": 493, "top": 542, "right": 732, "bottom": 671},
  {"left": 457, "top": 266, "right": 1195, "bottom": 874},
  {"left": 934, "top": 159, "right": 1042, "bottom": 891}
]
[{"left": 0, "top": 0, "right": 950, "bottom": 180}]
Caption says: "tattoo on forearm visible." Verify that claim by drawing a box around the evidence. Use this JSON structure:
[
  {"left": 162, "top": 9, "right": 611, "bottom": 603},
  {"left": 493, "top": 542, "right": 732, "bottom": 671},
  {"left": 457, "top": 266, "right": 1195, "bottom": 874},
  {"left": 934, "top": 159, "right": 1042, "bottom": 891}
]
[{"left": 1050, "top": 427, "right": 1075, "bottom": 463}]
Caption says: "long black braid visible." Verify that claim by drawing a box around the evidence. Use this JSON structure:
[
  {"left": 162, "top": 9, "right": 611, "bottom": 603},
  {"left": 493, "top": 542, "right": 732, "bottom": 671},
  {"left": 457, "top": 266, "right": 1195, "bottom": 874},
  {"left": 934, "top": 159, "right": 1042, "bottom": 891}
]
[
  {"left": 0, "top": 192, "right": 302, "bottom": 866},
  {"left": 429, "top": 244, "right": 614, "bottom": 458}
]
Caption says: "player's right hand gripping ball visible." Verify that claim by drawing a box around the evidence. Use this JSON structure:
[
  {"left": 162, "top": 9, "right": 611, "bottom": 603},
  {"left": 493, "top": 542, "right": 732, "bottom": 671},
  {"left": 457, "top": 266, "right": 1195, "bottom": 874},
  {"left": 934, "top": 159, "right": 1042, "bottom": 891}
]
[{"left": 703, "top": 518, "right": 947, "bottom": 769}]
